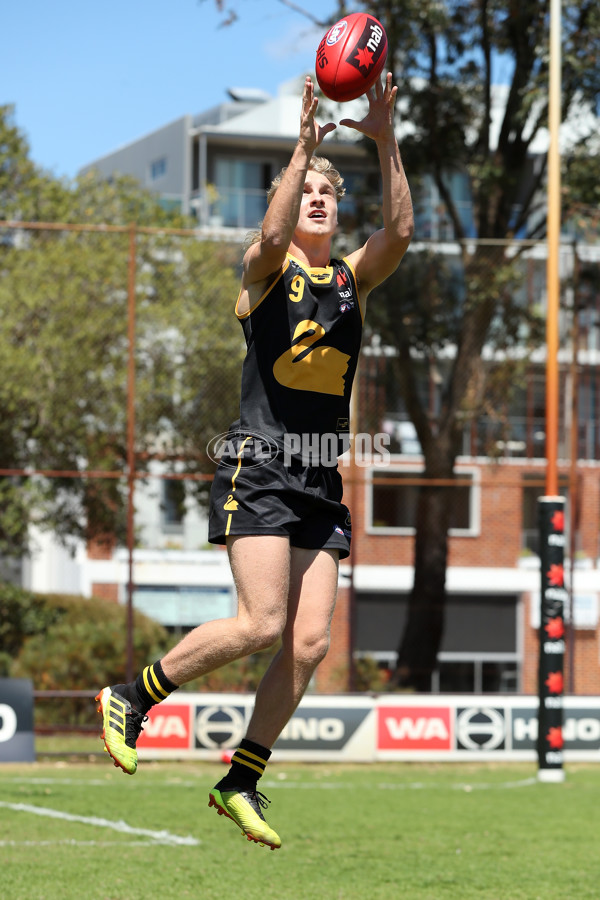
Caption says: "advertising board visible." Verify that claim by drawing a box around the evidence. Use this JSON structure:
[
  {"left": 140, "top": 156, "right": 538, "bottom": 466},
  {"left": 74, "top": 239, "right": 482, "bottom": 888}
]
[
  {"left": 136, "top": 693, "right": 600, "bottom": 763},
  {"left": 0, "top": 678, "right": 35, "bottom": 763}
]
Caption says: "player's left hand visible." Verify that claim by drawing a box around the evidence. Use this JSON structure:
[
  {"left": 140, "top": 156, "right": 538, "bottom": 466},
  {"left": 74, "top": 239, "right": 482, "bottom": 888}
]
[{"left": 338, "top": 72, "right": 397, "bottom": 141}]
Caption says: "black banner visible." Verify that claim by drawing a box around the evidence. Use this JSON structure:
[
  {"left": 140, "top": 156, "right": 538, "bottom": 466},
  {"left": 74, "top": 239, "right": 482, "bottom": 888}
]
[
  {"left": 537, "top": 497, "right": 566, "bottom": 781},
  {"left": 0, "top": 678, "right": 35, "bottom": 763}
]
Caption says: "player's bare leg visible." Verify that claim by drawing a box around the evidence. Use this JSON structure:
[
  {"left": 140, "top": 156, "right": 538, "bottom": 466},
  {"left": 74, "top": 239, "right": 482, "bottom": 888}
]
[
  {"left": 98, "top": 535, "right": 290, "bottom": 777},
  {"left": 209, "top": 544, "right": 338, "bottom": 849},
  {"left": 161, "top": 535, "right": 291, "bottom": 683},
  {"left": 245, "top": 546, "right": 339, "bottom": 747}
]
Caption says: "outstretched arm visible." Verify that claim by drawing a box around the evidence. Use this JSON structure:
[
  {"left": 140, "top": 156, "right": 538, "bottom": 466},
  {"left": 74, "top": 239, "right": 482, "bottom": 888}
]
[
  {"left": 342, "top": 73, "right": 414, "bottom": 299},
  {"left": 242, "top": 77, "right": 336, "bottom": 288}
]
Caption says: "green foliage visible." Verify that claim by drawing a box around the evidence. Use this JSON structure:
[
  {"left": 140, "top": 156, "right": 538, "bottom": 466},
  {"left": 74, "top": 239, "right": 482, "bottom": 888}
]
[
  {"left": 0, "top": 581, "right": 284, "bottom": 723},
  {"left": 0, "top": 583, "right": 60, "bottom": 676},
  {"left": 352, "top": 655, "right": 390, "bottom": 693},
  {"left": 0, "top": 103, "right": 67, "bottom": 221},
  {"left": 1, "top": 584, "right": 169, "bottom": 724},
  {"left": 0, "top": 105, "right": 244, "bottom": 553},
  {"left": 564, "top": 146, "right": 600, "bottom": 239},
  {"left": 341, "top": 0, "right": 600, "bottom": 241}
]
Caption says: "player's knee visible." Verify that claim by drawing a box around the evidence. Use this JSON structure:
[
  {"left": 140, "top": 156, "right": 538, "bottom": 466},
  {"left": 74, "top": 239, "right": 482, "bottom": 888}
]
[
  {"left": 255, "top": 622, "right": 285, "bottom": 651},
  {"left": 296, "top": 631, "right": 330, "bottom": 668},
  {"left": 240, "top": 611, "right": 285, "bottom": 652}
]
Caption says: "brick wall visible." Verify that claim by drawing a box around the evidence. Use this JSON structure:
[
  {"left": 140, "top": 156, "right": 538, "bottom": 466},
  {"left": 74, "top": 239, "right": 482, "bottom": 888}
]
[
  {"left": 91, "top": 583, "right": 119, "bottom": 603},
  {"left": 345, "top": 459, "right": 600, "bottom": 570},
  {"left": 334, "top": 459, "right": 600, "bottom": 695},
  {"left": 578, "top": 469, "right": 600, "bottom": 559}
]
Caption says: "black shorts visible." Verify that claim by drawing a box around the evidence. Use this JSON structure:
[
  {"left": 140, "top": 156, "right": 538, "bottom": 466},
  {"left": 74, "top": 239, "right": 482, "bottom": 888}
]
[{"left": 208, "top": 437, "right": 352, "bottom": 560}]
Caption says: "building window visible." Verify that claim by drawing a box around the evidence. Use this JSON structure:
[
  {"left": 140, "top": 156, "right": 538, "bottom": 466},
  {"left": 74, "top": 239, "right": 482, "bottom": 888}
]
[
  {"left": 413, "top": 172, "right": 475, "bottom": 240},
  {"left": 133, "top": 585, "right": 233, "bottom": 628},
  {"left": 212, "top": 158, "right": 271, "bottom": 228},
  {"left": 355, "top": 592, "right": 519, "bottom": 692},
  {"left": 368, "top": 468, "right": 479, "bottom": 535},
  {"left": 161, "top": 479, "right": 185, "bottom": 532},
  {"left": 433, "top": 657, "right": 519, "bottom": 692},
  {"left": 150, "top": 157, "right": 167, "bottom": 181}
]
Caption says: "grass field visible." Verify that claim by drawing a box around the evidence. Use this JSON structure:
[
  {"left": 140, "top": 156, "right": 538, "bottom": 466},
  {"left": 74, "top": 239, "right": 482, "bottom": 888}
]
[{"left": 1, "top": 746, "right": 599, "bottom": 900}]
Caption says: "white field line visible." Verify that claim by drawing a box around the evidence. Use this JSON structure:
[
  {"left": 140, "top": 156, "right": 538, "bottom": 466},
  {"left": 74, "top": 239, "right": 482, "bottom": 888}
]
[
  {"left": 4, "top": 775, "right": 538, "bottom": 791},
  {"left": 0, "top": 800, "right": 200, "bottom": 846},
  {"left": 0, "top": 840, "right": 164, "bottom": 847},
  {"left": 262, "top": 777, "right": 539, "bottom": 791}
]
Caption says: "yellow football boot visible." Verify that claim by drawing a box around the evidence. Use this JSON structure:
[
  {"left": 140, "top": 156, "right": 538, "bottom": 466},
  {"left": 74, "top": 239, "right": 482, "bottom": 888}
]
[
  {"left": 208, "top": 787, "right": 282, "bottom": 850},
  {"left": 95, "top": 686, "right": 147, "bottom": 775}
]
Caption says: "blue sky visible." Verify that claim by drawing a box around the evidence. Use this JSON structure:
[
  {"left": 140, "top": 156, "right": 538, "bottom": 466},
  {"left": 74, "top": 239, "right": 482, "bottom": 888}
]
[{"left": 3, "top": 0, "right": 337, "bottom": 179}]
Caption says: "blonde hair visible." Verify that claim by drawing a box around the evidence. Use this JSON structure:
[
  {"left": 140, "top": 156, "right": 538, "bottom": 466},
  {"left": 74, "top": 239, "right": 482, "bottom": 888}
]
[{"left": 245, "top": 156, "right": 345, "bottom": 247}]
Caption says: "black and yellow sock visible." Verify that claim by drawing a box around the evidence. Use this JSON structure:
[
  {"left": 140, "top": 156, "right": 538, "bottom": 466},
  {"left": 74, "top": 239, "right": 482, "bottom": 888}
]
[
  {"left": 133, "top": 660, "right": 178, "bottom": 714},
  {"left": 218, "top": 739, "right": 271, "bottom": 791}
]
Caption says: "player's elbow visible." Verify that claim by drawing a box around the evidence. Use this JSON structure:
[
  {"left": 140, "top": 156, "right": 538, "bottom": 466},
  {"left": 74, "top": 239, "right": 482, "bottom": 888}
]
[
  {"left": 254, "top": 231, "right": 289, "bottom": 272},
  {"left": 389, "top": 223, "right": 414, "bottom": 258},
  {"left": 399, "top": 208, "right": 415, "bottom": 244},
  {"left": 260, "top": 222, "right": 291, "bottom": 253}
]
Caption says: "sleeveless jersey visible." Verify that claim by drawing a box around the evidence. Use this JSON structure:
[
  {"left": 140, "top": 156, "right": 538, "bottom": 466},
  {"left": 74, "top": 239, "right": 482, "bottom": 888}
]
[{"left": 235, "top": 253, "right": 363, "bottom": 458}]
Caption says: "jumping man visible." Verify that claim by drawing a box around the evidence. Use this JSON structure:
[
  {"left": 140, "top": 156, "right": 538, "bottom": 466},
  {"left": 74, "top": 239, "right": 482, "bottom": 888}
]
[{"left": 96, "top": 73, "right": 413, "bottom": 850}]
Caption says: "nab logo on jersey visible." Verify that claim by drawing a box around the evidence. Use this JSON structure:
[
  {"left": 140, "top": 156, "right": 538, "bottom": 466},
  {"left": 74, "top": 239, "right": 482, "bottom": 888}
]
[{"left": 337, "top": 268, "right": 354, "bottom": 310}]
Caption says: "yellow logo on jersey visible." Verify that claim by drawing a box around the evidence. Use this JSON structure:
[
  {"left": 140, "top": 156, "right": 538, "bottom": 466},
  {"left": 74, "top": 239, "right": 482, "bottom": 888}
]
[
  {"left": 223, "top": 494, "right": 239, "bottom": 511},
  {"left": 273, "top": 319, "right": 350, "bottom": 396}
]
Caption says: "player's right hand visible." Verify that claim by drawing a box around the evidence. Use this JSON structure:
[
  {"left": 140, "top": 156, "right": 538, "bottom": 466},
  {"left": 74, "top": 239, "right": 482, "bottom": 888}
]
[{"left": 299, "top": 76, "right": 336, "bottom": 151}]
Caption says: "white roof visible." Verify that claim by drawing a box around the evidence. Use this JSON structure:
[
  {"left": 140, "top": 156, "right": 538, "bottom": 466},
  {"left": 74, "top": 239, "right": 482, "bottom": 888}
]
[
  {"left": 207, "top": 78, "right": 597, "bottom": 155},
  {"left": 207, "top": 92, "right": 369, "bottom": 143}
]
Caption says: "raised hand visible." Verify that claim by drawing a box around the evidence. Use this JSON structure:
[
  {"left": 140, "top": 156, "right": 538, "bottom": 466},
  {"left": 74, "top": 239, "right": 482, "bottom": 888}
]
[
  {"left": 299, "top": 76, "right": 337, "bottom": 151},
  {"left": 339, "top": 73, "right": 397, "bottom": 142}
]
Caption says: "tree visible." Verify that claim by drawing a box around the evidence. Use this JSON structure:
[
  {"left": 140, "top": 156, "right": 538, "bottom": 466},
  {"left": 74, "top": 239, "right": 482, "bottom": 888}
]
[
  {"left": 0, "top": 106, "right": 244, "bottom": 555},
  {"left": 351, "top": 0, "right": 600, "bottom": 690}
]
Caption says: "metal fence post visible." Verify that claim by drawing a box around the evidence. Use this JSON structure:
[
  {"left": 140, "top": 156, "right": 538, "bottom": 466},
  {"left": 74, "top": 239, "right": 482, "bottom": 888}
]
[{"left": 126, "top": 223, "right": 137, "bottom": 682}]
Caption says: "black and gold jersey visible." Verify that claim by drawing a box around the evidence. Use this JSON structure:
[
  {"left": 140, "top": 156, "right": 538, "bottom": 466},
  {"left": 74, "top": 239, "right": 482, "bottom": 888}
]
[{"left": 234, "top": 252, "right": 363, "bottom": 455}]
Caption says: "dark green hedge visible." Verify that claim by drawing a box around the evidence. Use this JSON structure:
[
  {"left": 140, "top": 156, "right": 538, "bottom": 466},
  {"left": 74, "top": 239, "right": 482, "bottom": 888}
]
[{"left": 0, "top": 583, "right": 170, "bottom": 725}]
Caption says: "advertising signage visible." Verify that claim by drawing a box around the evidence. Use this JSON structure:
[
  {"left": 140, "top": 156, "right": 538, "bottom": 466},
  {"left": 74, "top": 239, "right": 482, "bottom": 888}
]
[
  {"left": 0, "top": 678, "right": 35, "bottom": 763},
  {"left": 135, "top": 693, "right": 600, "bottom": 763}
]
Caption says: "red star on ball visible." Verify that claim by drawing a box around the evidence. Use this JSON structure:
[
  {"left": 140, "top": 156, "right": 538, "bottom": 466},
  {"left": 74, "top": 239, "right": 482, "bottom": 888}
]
[
  {"left": 551, "top": 510, "right": 564, "bottom": 532},
  {"left": 544, "top": 617, "right": 565, "bottom": 639},
  {"left": 546, "top": 726, "right": 564, "bottom": 749},
  {"left": 545, "top": 671, "right": 564, "bottom": 694},
  {"left": 354, "top": 46, "right": 375, "bottom": 70},
  {"left": 547, "top": 563, "right": 564, "bottom": 587}
]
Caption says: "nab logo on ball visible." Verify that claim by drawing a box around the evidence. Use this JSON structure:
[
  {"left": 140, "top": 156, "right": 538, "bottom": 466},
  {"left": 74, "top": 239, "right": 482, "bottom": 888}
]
[{"left": 345, "top": 20, "right": 385, "bottom": 77}]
